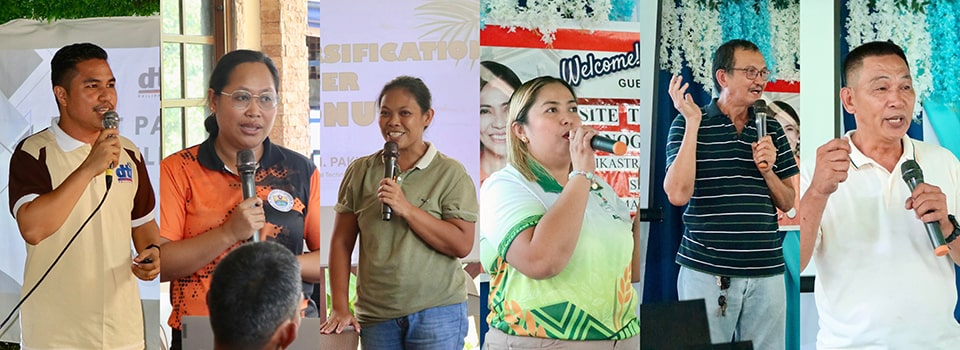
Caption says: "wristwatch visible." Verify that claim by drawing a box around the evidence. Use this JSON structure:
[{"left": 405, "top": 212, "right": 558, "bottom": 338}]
[{"left": 947, "top": 214, "right": 960, "bottom": 244}]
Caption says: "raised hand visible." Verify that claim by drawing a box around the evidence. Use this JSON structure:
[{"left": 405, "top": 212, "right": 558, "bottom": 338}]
[
  {"left": 810, "top": 138, "right": 852, "bottom": 197},
  {"left": 668, "top": 75, "right": 702, "bottom": 125}
]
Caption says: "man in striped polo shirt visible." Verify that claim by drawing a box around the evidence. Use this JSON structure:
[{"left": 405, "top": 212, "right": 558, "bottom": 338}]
[{"left": 664, "top": 39, "right": 799, "bottom": 348}]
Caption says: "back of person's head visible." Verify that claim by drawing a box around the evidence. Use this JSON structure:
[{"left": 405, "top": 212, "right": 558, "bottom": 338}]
[
  {"left": 506, "top": 76, "right": 577, "bottom": 181},
  {"left": 50, "top": 43, "right": 108, "bottom": 108},
  {"left": 481, "top": 61, "right": 522, "bottom": 90},
  {"left": 208, "top": 241, "right": 301, "bottom": 350},
  {"left": 205, "top": 50, "right": 280, "bottom": 137},
  {"left": 711, "top": 39, "right": 760, "bottom": 93},
  {"left": 842, "top": 40, "right": 909, "bottom": 87}
]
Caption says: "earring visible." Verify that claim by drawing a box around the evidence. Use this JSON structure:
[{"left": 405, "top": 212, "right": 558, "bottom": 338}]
[{"left": 520, "top": 136, "right": 528, "bottom": 143}]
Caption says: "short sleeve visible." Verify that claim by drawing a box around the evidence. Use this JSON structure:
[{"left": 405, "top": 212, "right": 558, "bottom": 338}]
[
  {"left": 770, "top": 121, "right": 799, "bottom": 179},
  {"left": 128, "top": 147, "right": 156, "bottom": 227},
  {"left": 478, "top": 172, "right": 545, "bottom": 272},
  {"left": 438, "top": 161, "right": 479, "bottom": 222},
  {"left": 8, "top": 139, "right": 53, "bottom": 218},
  {"left": 664, "top": 114, "right": 687, "bottom": 171},
  {"left": 334, "top": 158, "right": 365, "bottom": 214},
  {"left": 304, "top": 167, "right": 322, "bottom": 251},
  {"left": 159, "top": 155, "right": 188, "bottom": 241}
]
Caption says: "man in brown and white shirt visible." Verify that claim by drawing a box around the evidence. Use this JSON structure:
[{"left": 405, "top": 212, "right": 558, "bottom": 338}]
[{"left": 8, "top": 42, "right": 159, "bottom": 349}]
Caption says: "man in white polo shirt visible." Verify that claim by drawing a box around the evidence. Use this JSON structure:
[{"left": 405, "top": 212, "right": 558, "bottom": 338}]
[
  {"left": 800, "top": 40, "right": 960, "bottom": 348},
  {"left": 7, "top": 43, "right": 160, "bottom": 349}
]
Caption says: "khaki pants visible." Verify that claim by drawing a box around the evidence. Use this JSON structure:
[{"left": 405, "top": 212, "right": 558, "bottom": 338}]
[{"left": 484, "top": 328, "right": 639, "bottom": 350}]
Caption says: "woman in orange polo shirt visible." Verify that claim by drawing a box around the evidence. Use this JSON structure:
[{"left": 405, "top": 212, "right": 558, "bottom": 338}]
[{"left": 158, "top": 50, "right": 322, "bottom": 350}]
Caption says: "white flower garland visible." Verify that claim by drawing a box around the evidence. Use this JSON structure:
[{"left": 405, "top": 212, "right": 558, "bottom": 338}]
[
  {"left": 658, "top": 0, "right": 801, "bottom": 91},
  {"left": 659, "top": 1, "right": 684, "bottom": 75},
  {"left": 662, "top": 0, "right": 723, "bottom": 92},
  {"left": 485, "top": 0, "right": 612, "bottom": 44},
  {"left": 845, "top": 0, "right": 872, "bottom": 49},
  {"left": 769, "top": 1, "right": 799, "bottom": 81}
]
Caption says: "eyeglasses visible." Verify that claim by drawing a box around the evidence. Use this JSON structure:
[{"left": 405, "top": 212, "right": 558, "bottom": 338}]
[
  {"left": 728, "top": 67, "right": 770, "bottom": 80},
  {"left": 717, "top": 276, "right": 730, "bottom": 316},
  {"left": 220, "top": 90, "right": 278, "bottom": 111}
]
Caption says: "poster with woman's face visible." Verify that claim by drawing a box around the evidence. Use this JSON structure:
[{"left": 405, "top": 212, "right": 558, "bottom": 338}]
[{"left": 763, "top": 90, "right": 800, "bottom": 231}]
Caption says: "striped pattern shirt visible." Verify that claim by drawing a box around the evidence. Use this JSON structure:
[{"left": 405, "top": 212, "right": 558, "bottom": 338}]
[{"left": 665, "top": 99, "right": 798, "bottom": 277}]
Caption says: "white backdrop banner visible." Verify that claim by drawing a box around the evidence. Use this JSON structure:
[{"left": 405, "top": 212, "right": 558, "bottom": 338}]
[
  {"left": 0, "top": 17, "right": 161, "bottom": 342},
  {"left": 313, "top": 0, "right": 480, "bottom": 203},
  {"left": 313, "top": 0, "right": 480, "bottom": 262}
]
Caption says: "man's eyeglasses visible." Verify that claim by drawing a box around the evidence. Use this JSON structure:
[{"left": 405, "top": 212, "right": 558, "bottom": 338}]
[
  {"left": 220, "top": 90, "right": 278, "bottom": 111},
  {"left": 728, "top": 67, "right": 770, "bottom": 80}
]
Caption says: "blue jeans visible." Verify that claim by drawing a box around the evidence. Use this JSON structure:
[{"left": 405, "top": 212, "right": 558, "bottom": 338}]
[
  {"left": 677, "top": 267, "right": 786, "bottom": 349},
  {"left": 360, "top": 302, "right": 468, "bottom": 350}
]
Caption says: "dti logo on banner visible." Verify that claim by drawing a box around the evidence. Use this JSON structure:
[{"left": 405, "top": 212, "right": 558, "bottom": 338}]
[
  {"left": 139, "top": 67, "right": 160, "bottom": 96},
  {"left": 116, "top": 162, "right": 135, "bottom": 183}
]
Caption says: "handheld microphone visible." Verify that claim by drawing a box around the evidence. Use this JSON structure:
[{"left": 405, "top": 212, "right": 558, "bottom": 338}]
[
  {"left": 754, "top": 100, "right": 769, "bottom": 169},
  {"left": 590, "top": 135, "right": 627, "bottom": 155},
  {"left": 900, "top": 159, "right": 949, "bottom": 256},
  {"left": 102, "top": 111, "right": 119, "bottom": 187},
  {"left": 382, "top": 141, "right": 399, "bottom": 221},
  {"left": 237, "top": 149, "right": 260, "bottom": 242}
]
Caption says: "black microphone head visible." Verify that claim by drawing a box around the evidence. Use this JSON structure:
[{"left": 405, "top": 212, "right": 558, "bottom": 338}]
[
  {"left": 901, "top": 159, "right": 924, "bottom": 184},
  {"left": 236, "top": 149, "right": 258, "bottom": 174},
  {"left": 102, "top": 111, "right": 119, "bottom": 129},
  {"left": 383, "top": 141, "right": 399, "bottom": 158},
  {"left": 753, "top": 100, "right": 767, "bottom": 118}
]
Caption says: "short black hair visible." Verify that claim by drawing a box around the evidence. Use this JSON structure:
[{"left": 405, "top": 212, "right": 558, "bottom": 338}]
[
  {"left": 712, "top": 39, "right": 761, "bottom": 93},
  {"left": 208, "top": 242, "right": 301, "bottom": 350},
  {"left": 204, "top": 50, "right": 281, "bottom": 137},
  {"left": 51, "top": 43, "right": 108, "bottom": 90},
  {"left": 842, "top": 40, "right": 909, "bottom": 87}
]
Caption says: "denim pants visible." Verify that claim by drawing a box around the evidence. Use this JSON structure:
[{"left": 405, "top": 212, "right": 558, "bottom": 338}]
[
  {"left": 360, "top": 302, "right": 468, "bottom": 350},
  {"left": 677, "top": 266, "right": 786, "bottom": 349}
]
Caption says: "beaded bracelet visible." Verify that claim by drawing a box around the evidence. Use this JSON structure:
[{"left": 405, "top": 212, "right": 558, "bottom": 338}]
[
  {"left": 568, "top": 170, "right": 594, "bottom": 181},
  {"left": 568, "top": 170, "right": 600, "bottom": 190}
]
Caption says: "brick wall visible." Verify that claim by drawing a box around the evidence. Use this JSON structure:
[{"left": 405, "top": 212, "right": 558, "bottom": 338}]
[{"left": 260, "top": 0, "right": 310, "bottom": 156}]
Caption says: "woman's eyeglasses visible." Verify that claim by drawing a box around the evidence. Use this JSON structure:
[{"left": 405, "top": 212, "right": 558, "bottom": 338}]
[{"left": 220, "top": 90, "right": 278, "bottom": 111}]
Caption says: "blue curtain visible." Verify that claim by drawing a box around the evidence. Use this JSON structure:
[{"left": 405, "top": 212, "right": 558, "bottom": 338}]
[{"left": 642, "top": 68, "right": 713, "bottom": 304}]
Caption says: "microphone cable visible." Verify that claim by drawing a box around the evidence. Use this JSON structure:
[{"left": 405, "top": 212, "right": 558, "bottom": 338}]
[{"left": 0, "top": 178, "right": 112, "bottom": 333}]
